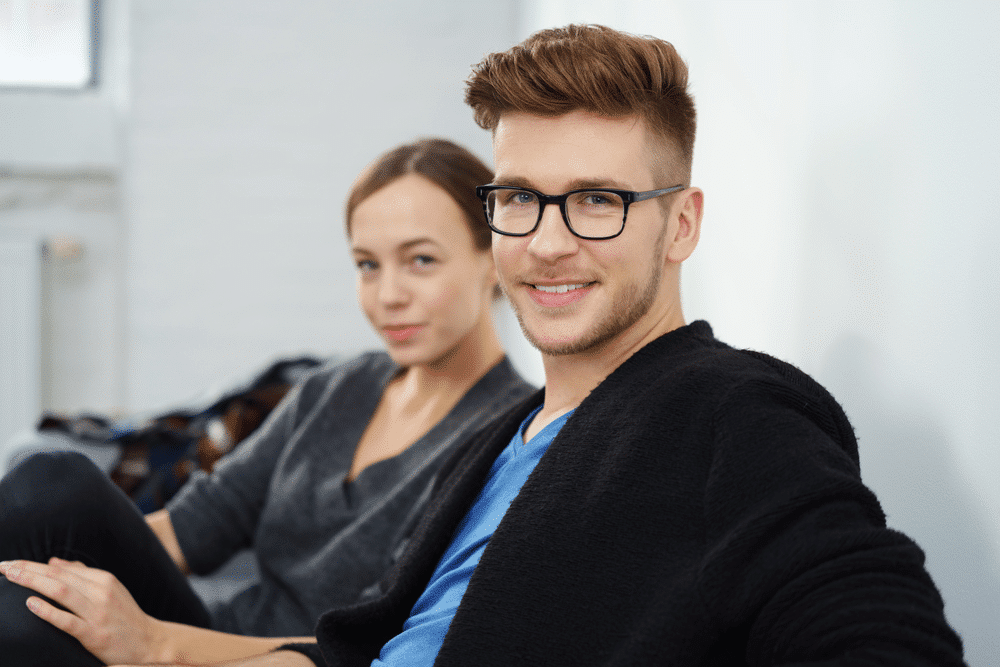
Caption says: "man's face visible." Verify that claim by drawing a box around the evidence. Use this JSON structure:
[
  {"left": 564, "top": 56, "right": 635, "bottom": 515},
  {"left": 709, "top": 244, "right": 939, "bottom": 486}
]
[{"left": 491, "top": 110, "right": 688, "bottom": 358}]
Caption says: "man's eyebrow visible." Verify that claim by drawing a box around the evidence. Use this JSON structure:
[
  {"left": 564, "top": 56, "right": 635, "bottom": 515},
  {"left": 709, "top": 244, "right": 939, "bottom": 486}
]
[
  {"left": 491, "top": 175, "right": 534, "bottom": 189},
  {"left": 491, "top": 176, "right": 634, "bottom": 192},
  {"left": 564, "top": 178, "right": 633, "bottom": 191}
]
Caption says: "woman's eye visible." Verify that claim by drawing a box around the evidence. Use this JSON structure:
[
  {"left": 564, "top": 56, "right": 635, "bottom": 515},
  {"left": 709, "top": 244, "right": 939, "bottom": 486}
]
[
  {"left": 412, "top": 255, "right": 437, "bottom": 268},
  {"left": 356, "top": 259, "right": 377, "bottom": 273}
]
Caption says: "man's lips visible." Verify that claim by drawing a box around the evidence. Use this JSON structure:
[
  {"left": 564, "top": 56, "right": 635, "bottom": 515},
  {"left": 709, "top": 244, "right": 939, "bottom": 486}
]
[
  {"left": 383, "top": 325, "right": 424, "bottom": 343},
  {"left": 524, "top": 281, "right": 596, "bottom": 307},
  {"left": 532, "top": 282, "right": 592, "bottom": 294}
]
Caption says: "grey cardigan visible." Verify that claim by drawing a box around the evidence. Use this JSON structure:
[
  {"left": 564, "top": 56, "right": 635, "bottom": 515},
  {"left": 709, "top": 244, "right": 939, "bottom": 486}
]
[{"left": 166, "top": 352, "right": 534, "bottom": 637}]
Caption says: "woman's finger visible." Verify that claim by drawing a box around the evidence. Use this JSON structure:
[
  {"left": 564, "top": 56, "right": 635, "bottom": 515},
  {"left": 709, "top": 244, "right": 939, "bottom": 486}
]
[
  {"left": 25, "top": 594, "right": 89, "bottom": 637},
  {"left": 49, "top": 556, "right": 86, "bottom": 568},
  {"left": 10, "top": 559, "right": 100, "bottom": 592},
  {"left": 0, "top": 560, "right": 92, "bottom": 614},
  {"left": 49, "top": 557, "right": 108, "bottom": 584},
  {"left": 5, "top": 559, "right": 94, "bottom": 591}
]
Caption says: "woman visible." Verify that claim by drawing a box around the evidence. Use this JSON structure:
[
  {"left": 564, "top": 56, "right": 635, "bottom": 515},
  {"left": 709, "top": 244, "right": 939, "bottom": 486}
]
[{"left": 0, "top": 138, "right": 534, "bottom": 666}]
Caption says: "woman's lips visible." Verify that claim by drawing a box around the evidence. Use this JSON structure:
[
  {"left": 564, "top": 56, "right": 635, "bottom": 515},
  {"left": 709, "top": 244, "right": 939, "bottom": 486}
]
[{"left": 383, "top": 325, "right": 424, "bottom": 343}]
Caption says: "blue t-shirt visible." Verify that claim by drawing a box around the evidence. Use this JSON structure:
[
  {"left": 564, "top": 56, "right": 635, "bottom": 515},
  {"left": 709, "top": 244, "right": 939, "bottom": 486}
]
[{"left": 373, "top": 406, "right": 574, "bottom": 666}]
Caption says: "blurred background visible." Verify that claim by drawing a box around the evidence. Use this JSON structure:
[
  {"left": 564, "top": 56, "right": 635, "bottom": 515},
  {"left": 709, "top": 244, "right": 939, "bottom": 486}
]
[{"left": 1, "top": 0, "right": 997, "bottom": 662}]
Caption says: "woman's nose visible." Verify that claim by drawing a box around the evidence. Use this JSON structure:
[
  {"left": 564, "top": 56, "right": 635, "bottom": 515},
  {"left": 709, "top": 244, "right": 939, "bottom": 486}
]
[{"left": 378, "top": 268, "right": 410, "bottom": 307}]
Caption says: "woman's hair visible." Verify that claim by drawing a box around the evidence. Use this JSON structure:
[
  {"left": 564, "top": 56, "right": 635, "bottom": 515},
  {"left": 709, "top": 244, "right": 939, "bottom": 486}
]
[
  {"left": 465, "top": 24, "right": 696, "bottom": 183},
  {"left": 345, "top": 138, "right": 493, "bottom": 251}
]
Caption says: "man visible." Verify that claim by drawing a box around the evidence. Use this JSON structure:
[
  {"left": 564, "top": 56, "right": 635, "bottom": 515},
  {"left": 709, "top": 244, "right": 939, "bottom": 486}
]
[
  {"left": 129, "top": 24, "right": 966, "bottom": 667},
  {"left": 266, "top": 24, "right": 963, "bottom": 667}
]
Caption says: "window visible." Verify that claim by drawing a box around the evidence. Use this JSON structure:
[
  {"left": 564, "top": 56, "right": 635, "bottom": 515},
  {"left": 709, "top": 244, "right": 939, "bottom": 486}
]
[{"left": 0, "top": 0, "right": 97, "bottom": 89}]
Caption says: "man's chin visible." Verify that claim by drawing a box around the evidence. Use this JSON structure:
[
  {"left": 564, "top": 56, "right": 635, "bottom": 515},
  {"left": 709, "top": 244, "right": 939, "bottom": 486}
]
[{"left": 522, "top": 327, "right": 609, "bottom": 357}]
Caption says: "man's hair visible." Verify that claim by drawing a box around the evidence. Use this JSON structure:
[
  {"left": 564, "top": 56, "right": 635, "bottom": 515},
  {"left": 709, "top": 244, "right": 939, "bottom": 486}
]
[
  {"left": 465, "top": 24, "right": 696, "bottom": 183},
  {"left": 345, "top": 138, "right": 493, "bottom": 251}
]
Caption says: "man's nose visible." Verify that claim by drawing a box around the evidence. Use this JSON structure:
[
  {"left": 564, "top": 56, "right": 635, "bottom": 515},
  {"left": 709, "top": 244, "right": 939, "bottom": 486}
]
[{"left": 527, "top": 202, "right": 579, "bottom": 262}]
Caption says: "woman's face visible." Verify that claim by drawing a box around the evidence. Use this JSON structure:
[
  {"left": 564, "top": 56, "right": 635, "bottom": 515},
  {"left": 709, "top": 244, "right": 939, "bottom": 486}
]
[{"left": 350, "top": 174, "right": 497, "bottom": 369}]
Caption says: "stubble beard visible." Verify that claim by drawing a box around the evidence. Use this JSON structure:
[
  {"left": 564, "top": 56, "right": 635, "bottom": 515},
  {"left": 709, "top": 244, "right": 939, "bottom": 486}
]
[{"left": 509, "top": 224, "right": 668, "bottom": 357}]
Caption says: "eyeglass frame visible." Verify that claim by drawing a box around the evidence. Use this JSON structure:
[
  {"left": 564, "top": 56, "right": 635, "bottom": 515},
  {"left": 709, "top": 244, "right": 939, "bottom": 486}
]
[{"left": 475, "top": 184, "right": 686, "bottom": 241}]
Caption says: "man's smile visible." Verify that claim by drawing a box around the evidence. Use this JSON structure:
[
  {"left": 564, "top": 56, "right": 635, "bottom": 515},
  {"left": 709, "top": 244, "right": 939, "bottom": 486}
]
[
  {"left": 531, "top": 282, "right": 594, "bottom": 294},
  {"left": 523, "top": 281, "right": 597, "bottom": 308}
]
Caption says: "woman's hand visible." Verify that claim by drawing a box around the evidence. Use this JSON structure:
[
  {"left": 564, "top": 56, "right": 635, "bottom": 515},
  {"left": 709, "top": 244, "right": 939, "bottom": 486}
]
[{"left": 0, "top": 557, "right": 166, "bottom": 665}]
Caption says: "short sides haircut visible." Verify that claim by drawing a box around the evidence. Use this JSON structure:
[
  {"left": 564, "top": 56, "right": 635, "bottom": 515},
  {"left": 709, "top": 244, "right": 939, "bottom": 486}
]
[
  {"left": 345, "top": 138, "right": 494, "bottom": 251},
  {"left": 465, "top": 24, "right": 696, "bottom": 183}
]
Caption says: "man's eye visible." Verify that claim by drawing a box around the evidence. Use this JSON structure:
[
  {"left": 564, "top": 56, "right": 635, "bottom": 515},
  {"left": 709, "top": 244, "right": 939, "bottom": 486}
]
[
  {"left": 514, "top": 191, "right": 536, "bottom": 204},
  {"left": 581, "top": 192, "right": 615, "bottom": 206},
  {"left": 499, "top": 190, "right": 537, "bottom": 207}
]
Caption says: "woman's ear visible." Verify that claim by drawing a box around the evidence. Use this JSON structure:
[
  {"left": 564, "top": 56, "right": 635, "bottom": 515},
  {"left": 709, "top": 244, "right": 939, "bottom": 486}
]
[{"left": 666, "top": 187, "right": 704, "bottom": 264}]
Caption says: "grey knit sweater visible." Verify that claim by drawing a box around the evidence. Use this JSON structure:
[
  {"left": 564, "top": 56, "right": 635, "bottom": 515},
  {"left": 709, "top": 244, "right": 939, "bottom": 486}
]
[{"left": 166, "top": 352, "right": 534, "bottom": 637}]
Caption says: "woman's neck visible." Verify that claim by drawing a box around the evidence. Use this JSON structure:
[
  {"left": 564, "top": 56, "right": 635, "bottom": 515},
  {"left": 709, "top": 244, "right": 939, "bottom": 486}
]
[
  {"left": 393, "top": 307, "right": 505, "bottom": 408},
  {"left": 346, "top": 309, "right": 505, "bottom": 483}
]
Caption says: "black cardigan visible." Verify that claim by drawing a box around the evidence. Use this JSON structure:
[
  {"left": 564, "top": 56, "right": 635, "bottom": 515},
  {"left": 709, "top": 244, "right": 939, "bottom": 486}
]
[{"left": 304, "top": 321, "right": 964, "bottom": 666}]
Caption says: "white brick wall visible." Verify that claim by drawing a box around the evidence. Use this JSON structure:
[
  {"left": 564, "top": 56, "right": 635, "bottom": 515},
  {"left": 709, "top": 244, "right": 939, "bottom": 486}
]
[{"left": 124, "top": 0, "right": 525, "bottom": 410}]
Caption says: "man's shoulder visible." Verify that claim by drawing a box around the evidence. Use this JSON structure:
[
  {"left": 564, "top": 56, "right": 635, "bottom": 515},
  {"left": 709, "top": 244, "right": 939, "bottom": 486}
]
[
  {"left": 620, "top": 321, "right": 829, "bottom": 397},
  {"left": 597, "top": 321, "right": 852, "bottom": 437},
  {"left": 603, "top": 321, "right": 795, "bottom": 395}
]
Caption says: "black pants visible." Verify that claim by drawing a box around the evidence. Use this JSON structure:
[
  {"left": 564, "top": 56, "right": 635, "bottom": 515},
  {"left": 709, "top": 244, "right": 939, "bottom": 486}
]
[{"left": 0, "top": 451, "right": 212, "bottom": 666}]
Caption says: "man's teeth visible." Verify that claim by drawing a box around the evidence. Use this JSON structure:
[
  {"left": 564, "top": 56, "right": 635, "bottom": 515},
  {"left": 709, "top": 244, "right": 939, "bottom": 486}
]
[{"left": 534, "top": 283, "right": 587, "bottom": 293}]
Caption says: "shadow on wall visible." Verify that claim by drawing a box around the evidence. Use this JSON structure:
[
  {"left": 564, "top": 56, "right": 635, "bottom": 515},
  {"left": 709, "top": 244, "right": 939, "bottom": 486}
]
[{"left": 820, "top": 334, "right": 1000, "bottom": 666}]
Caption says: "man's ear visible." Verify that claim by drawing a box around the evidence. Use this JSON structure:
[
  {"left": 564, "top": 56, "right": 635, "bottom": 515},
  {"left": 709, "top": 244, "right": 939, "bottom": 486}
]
[
  {"left": 666, "top": 187, "right": 704, "bottom": 264},
  {"left": 482, "top": 252, "right": 502, "bottom": 301}
]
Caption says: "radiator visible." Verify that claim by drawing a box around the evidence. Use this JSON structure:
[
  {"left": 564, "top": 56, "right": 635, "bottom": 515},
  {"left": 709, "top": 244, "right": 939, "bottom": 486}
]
[{"left": 0, "top": 237, "right": 41, "bottom": 448}]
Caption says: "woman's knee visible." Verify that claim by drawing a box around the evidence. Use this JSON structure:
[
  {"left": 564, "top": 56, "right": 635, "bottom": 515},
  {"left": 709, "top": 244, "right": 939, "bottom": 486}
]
[
  {"left": 1, "top": 451, "right": 114, "bottom": 519},
  {"left": 0, "top": 578, "right": 103, "bottom": 667}
]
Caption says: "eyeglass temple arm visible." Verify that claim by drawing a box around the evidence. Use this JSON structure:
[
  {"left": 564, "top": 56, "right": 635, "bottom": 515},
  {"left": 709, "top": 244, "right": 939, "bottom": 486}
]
[{"left": 632, "top": 185, "right": 686, "bottom": 202}]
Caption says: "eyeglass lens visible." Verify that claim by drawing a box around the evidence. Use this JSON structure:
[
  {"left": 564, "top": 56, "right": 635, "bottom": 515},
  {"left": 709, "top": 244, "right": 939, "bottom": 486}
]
[{"left": 485, "top": 190, "right": 626, "bottom": 238}]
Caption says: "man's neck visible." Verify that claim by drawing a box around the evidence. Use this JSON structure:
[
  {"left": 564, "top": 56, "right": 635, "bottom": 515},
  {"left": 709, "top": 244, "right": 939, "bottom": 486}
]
[{"left": 523, "top": 305, "right": 686, "bottom": 442}]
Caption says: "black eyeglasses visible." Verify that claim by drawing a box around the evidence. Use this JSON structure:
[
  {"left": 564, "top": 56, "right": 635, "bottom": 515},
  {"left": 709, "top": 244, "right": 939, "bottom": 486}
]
[{"left": 475, "top": 184, "right": 686, "bottom": 240}]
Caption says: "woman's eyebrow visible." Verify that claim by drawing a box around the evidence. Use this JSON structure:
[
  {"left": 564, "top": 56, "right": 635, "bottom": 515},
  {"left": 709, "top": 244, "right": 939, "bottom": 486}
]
[
  {"left": 398, "top": 238, "right": 441, "bottom": 251},
  {"left": 352, "top": 238, "right": 443, "bottom": 257}
]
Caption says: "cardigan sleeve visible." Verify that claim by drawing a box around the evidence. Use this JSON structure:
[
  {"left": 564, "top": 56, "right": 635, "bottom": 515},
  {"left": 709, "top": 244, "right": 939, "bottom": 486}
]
[
  {"left": 274, "top": 643, "right": 327, "bottom": 665},
  {"left": 700, "top": 379, "right": 965, "bottom": 666},
  {"left": 164, "top": 361, "right": 339, "bottom": 575}
]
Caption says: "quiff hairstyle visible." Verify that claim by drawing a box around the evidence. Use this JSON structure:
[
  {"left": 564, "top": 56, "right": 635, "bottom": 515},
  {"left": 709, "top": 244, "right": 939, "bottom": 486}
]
[
  {"left": 465, "top": 24, "right": 696, "bottom": 183},
  {"left": 345, "top": 138, "right": 493, "bottom": 251}
]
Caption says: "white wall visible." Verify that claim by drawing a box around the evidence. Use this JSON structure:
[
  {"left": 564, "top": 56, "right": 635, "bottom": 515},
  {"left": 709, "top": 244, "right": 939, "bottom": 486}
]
[
  {"left": 0, "top": 0, "right": 539, "bottom": 416},
  {"left": 123, "top": 0, "right": 530, "bottom": 409},
  {"left": 522, "top": 1, "right": 999, "bottom": 663},
  {"left": 0, "top": 0, "right": 130, "bottom": 418}
]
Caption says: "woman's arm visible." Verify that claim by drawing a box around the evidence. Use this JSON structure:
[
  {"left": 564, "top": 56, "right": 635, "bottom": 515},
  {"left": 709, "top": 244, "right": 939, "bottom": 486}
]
[
  {"left": 151, "top": 621, "right": 317, "bottom": 664},
  {"left": 0, "top": 558, "right": 316, "bottom": 665},
  {"left": 145, "top": 509, "right": 190, "bottom": 575},
  {"left": 111, "top": 650, "right": 318, "bottom": 667}
]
